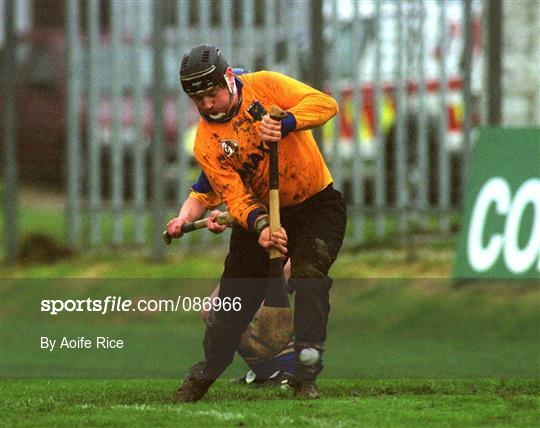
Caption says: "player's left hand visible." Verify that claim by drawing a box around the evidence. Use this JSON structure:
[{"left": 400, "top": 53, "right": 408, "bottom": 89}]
[
  {"left": 258, "top": 226, "right": 288, "bottom": 256},
  {"left": 259, "top": 114, "right": 282, "bottom": 143}
]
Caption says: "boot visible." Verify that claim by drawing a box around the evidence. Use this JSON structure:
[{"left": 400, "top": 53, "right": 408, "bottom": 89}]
[
  {"left": 173, "top": 361, "right": 215, "bottom": 403},
  {"left": 292, "top": 379, "right": 320, "bottom": 399},
  {"left": 291, "top": 347, "right": 323, "bottom": 399}
]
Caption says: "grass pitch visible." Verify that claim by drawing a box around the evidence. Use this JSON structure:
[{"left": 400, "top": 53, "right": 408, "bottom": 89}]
[
  {"left": 2, "top": 277, "right": 538, "bottom": 426},
  {"left": 1, "top": 379, "right": 539, "bottom": 427},
  {"left": 1, "top": 198, "right": 539, "bottom": 426}
]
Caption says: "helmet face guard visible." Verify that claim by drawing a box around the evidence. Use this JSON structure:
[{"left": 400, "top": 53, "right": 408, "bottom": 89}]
[{"left": 180, "top": 45, "right": 229, "bottom": 96}]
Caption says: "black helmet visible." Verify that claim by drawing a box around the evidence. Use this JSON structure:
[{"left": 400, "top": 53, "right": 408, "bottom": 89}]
[{"left": 180, "top": 45, "right": 229, "bottom": 95}]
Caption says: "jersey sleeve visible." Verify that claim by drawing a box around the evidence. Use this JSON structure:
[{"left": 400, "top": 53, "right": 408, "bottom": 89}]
[
  {"left": 248, "top": 71, "right": 339, "bottom": 131},
  {"left": 194, "top": 129, "right": 268, "bottom": 231},
  {"left": 188, "top": 172, "right": 223, "bottom": 209}
]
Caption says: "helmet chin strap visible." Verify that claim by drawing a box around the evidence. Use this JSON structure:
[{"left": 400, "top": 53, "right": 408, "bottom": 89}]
[
  {"left": 207, "top": 75, "right": 238, "bottom": 121},
  {"left": 225, "top": 70, "right": 237, "bottom": 96}
]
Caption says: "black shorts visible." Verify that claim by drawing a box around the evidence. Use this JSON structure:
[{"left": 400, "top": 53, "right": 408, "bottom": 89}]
[
  {"left": 216, "top": 184, "right": 347, "bottom": 345},
  {"left": 223, "top": 184, "right": 346, "bottom": 279}
]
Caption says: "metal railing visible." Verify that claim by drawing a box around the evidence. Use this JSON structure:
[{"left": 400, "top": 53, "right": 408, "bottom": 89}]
[{"left": 2, "top": 0, "right": 481, "bottom": 261}]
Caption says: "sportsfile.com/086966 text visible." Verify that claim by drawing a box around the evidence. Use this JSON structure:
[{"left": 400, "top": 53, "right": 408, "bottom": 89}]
[{"left": 40, "top": 296, "right": 242, "bottom": 315}]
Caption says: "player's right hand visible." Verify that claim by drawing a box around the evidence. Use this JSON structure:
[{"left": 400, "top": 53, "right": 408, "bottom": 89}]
[
  {"left": 259, "top": 114, "right": 282, "bottom": 143},
  {"left": 166, "top": 216, "right": 190, "bottom": 238},
  {"left": 207, "top": 210, "right": 228, "bottom": 234}
]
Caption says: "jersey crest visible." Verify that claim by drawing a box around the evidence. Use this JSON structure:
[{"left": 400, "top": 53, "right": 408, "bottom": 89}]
[{"left": 220, "top": 139, "right": 239, "bottom": 158}]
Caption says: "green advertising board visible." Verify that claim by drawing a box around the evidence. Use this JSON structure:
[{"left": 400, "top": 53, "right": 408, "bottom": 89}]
[{"left": 454, "top": 128, "right": 540, "bottom": 279}]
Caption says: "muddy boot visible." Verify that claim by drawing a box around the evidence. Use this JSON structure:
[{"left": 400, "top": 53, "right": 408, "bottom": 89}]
[
  {"left": 291, "top": 347, "right": 323, "bottom": 399},
  {"left": 292, "top": 380, "right": 320, "bottom": 399},
  {"left": 173, "top": 361, "right": 216, "bottom": 403}
]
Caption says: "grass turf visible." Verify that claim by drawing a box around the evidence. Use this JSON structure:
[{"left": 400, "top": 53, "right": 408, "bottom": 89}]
[
  {"left": 1, "top": 192, "right": 539, "bottom": 426},
  {"left": 2, "top": 278, "right": 539, "bottom": 426},
  {"left": 1, "top": 379, "right": 538, "bottom": 427}
]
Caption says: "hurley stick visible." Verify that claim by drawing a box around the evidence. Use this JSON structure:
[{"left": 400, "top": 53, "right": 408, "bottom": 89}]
[
  {"left": 264, "top": 105, "right": 291, "bottom": 310},
  {"left": 162, "top": 212, "right": 232, "bottom": 245},
  {"left": 241, "top": 102, "right": 293, "bottom": 358},
  {"left": 268, "top": 106, "right": 288, "bottom": 262},
  {"left": 248, "top": 104, "right": 293, "bottom": 356}
]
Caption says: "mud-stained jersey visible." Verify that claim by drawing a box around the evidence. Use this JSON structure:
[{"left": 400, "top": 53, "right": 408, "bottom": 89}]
[
  {"left": 188, "top": 171, "right": 223, "bottom": 209},
  {"left": 193, "top": 71, "right": 338, "bottom": 231}
]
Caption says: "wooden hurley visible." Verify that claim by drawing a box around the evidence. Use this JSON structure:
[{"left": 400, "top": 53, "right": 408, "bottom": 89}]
[{"left": 162, "top": 212, "right": 232, "bottom": 245}]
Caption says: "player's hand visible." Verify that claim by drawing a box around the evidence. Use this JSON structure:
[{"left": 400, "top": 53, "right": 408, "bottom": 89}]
[
  {"left": 166, "top": 216, "right": 190, "bottom": 238},
  {"left": 259, "top": 114, "right": 282, "bottom": 143},
  {"left": 207, "top": 210, "right": 228, "bottom": 234},
  {"left": 258, "top": 226, "right": 288, "bottom": 256}
]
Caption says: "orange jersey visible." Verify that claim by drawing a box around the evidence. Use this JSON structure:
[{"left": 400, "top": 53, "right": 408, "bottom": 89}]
[
  {"left": 188, "top": 189, "right": 222, "bottom": 209},
  {"left": 193, "top": 71, "right": 338, "bottom": 230},
  {"left": 188, "top": 172, "right": 222, "bottom": 209}
]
